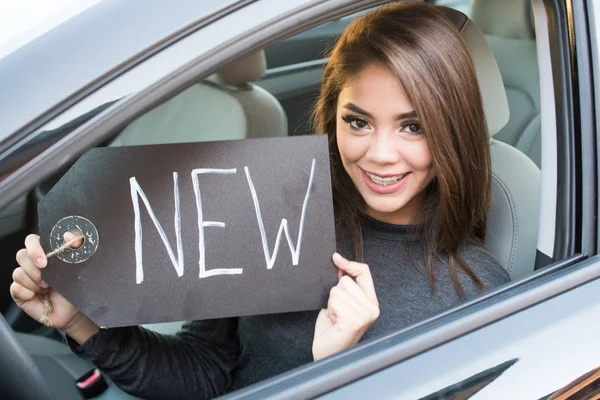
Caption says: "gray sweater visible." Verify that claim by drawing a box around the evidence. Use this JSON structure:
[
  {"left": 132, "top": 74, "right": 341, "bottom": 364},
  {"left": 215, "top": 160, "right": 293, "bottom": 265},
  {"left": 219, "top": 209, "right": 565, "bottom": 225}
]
[{"left": 68, "top": 218, "right": 509, "bottom": 399}]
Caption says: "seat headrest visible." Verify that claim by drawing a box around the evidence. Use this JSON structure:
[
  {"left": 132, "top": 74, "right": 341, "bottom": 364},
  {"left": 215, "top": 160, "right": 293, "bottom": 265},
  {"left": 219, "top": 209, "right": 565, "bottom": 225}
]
[
  {"left": 438, "top": 6, "right": 509, "bottom": 137},
  {"left": 216, "top": 50, "right": 266, "bottom": 86},
  {"left": 470, "top": 0, "right": 535, "bottom": 40}
]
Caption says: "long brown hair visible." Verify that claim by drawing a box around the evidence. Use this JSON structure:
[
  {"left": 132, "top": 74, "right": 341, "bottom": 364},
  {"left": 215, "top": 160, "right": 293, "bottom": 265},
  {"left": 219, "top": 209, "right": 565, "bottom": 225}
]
[{"left": 312, "top": 2, "right": 491, "bottom": 297}]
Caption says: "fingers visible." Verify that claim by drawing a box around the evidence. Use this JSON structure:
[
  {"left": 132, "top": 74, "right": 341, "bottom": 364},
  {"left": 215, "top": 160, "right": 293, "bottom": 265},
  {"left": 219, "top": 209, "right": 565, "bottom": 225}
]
[
  {"left": 328, "top": 285, "right": 369, "bottom": 319},
  {"left": 332, "top": 253, "right": 378, "bottom": 304},
  {"left": 16, "top": 249, "right": 47, "bottom": 289},
  {"left": 338, "top": 276, "right": 378, "bottom": 315},
  {"left": 10, "top": 281, "right": 37, "bottom": 304},
  {"left": 12, "top": 267, "right": 48, "bottom": 294},
  {"left": 328, "top": 280, "right": 379, "bottom": 324},
  {"left": 24, "top": 234, "right": 47, "bottom": 268},
  {"left": 13, "top": 237, "right": 49, "bottom": 308}
]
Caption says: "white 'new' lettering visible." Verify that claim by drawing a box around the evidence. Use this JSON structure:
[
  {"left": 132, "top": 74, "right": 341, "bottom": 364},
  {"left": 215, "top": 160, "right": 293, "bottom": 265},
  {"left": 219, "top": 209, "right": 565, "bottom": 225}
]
[
  {"left": 191, "top": 168, "right": 243, "bottom": 278},
  {"left": 130, "top": 173, "right": 183, "bottom": 284},
  {"left": 244, "top": 159, "right": 316, "bottom": 269}
]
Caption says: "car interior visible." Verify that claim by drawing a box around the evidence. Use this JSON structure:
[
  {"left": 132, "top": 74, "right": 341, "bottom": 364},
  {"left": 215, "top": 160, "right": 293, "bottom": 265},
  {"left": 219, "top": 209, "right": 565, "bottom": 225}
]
[{"left": 0, "top": 0, "right": 548, "bottom": 398}]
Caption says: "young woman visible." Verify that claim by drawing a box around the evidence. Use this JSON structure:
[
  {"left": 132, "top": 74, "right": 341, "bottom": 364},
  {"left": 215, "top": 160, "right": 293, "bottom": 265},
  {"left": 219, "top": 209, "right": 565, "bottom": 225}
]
[{"left": 10, "top": 3, "right": 509, "bottom": 399}]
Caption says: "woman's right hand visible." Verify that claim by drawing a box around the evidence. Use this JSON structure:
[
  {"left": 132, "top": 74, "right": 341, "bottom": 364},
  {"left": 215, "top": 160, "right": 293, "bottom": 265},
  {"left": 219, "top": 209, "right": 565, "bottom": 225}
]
[{"left": 10, "top": 233, "right": 100, "bottom": 344}]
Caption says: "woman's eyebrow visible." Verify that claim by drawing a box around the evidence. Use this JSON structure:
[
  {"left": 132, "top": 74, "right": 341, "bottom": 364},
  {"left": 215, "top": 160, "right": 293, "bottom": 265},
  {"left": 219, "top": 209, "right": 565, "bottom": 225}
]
[
  {"left": 343, "top": 103, "right": 374, "bottom": 119},
  {"left": 342, "top": 103, "right": 417, "bottom": 120},
  {"left": 394, "top": 111, "right": 417, "bottom": 120}
]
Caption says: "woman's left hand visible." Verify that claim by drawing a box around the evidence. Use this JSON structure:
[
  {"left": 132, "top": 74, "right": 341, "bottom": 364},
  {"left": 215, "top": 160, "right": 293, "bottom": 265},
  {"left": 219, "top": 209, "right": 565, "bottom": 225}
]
[{"left": 312, "top": 252, "right": 380, "bottom": 361}]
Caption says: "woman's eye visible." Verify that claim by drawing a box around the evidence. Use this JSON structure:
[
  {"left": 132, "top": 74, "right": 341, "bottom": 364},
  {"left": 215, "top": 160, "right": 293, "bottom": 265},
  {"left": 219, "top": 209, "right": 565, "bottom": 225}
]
[
  {"left": 351, "top": 119, "right": 369, "bottom": 129},
  {"left": 401, "top": 121, "right": 422, "bottom": 134},
  {"left": 342, "top": 116, "right": 370, "bottom": 130}
]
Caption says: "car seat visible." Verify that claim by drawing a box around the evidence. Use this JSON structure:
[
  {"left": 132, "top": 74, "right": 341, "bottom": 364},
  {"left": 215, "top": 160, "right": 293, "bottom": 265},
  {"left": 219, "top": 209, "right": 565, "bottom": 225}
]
[
  {"left": 110, "top": 50, "right": 287, "bottom": 146},
  {"left": 470, "top": 0, "right": 541, "bottom": 167},
  {"left": 440, "top": 6, "right": 541, "bottom": 280}
]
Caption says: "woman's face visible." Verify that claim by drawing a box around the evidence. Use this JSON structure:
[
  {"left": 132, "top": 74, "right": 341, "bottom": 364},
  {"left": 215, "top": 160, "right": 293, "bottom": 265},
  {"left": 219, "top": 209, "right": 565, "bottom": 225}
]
[{"left": 336, "top": 63, "right": 436, "bottom": 225}]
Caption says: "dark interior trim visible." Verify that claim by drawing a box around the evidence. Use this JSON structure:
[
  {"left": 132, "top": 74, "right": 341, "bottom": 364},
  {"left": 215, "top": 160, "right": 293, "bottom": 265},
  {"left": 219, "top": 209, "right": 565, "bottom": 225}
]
[
  {"left": 263, "top": 58, "right": 328, "bottom": 78},
  {"left": 546, "top": 0, "right": 578, "bottom": 259},
  {"left": 571, "top": 0, "right": 598, "bottom": 256}
]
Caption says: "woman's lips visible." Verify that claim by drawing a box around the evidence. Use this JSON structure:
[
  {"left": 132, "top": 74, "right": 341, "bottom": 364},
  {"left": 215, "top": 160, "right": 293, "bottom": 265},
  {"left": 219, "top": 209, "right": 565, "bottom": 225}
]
[{"left": 361, "top": 169, "right": 409, "bottom": 194}]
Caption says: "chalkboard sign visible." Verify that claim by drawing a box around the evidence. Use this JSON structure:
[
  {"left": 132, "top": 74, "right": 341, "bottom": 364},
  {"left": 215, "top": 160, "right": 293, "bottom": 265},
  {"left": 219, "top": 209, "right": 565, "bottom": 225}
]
[{"left": 39, "top": 135, "right": 337, "bottom": 328}]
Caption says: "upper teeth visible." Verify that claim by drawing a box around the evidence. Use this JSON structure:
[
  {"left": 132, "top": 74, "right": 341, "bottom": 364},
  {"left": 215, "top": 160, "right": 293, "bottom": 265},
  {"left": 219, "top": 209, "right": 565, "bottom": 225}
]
[{"left": 366, "top": 172, "right": 405, "bottom": 186}]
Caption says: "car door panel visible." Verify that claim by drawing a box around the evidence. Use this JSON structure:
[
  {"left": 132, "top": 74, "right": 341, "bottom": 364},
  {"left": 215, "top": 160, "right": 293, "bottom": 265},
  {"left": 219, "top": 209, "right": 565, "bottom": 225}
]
[{"left": 317, "top": 263, "right": 600, "bottom": 399}]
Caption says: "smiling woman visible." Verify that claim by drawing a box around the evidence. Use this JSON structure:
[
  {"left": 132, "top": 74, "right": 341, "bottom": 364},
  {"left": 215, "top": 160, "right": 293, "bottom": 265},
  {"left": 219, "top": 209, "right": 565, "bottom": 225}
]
[{"left": 314, "top": 3, "right": 497, "bottom": 297}]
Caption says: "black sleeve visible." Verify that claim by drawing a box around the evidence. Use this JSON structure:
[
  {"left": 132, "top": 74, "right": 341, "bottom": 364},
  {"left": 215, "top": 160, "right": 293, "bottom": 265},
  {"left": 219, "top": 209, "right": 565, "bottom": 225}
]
[{"left": 66, "top": 318, "right": 240, "bottom": 400}]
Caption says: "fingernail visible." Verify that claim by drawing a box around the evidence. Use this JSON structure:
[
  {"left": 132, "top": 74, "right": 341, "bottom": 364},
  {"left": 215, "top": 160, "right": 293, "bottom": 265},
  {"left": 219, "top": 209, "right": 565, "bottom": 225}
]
[
  {"left": 36, "top": 258, "right": 47, "bottom": 268},
  {"left": 40, "top": 280, "right": 49, "bottom": 288}
]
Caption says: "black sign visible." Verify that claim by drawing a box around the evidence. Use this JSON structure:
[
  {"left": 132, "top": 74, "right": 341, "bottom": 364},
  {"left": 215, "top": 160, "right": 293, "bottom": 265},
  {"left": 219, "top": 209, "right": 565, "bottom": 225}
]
[{"left": 39, "top": 135, "right": 337, "bottom": 328}]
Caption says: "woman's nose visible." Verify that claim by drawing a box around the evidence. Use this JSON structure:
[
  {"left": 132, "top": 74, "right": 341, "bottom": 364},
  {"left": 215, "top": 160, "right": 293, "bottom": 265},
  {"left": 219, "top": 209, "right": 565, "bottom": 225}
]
[{"left": 366, "top": 131, "right": 400, "bottom": 164}]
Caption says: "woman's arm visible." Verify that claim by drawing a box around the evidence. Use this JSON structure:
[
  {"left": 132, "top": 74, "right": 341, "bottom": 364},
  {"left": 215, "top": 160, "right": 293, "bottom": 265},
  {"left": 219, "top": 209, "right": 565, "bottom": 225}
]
[{"left": 67, "top": 318, "right": 240, "bottom": 400}]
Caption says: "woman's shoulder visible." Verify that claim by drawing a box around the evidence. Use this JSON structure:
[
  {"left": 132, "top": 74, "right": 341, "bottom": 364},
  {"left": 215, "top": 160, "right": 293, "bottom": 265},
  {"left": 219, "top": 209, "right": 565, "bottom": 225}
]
[{"left": 459, "top": 241, "right": 511, "bottom": 288}]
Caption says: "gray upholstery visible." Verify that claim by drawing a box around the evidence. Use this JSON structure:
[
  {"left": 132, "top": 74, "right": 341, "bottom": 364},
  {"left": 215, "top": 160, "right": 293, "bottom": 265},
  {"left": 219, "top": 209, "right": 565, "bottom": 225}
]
[
  {"left": 111, "top": 83, "right": 247, "bottom": 146},
  {"left": 441, "top": 7, "right": 509, "bottom": 137},
  {"left": 471, "top": 0, "right": 535, "bottom": 39},
  {"left": 470, "top": 0, "right": 541, "bottom": 167},
  {"left": 111, "top": 50, "right": 287, "bottom": 146},
  {"left": 217, "top": 50, "right": 267, "bottom": 86},
  {"left": 209, "top": 76, "right": 288, "bottom": 139},
  {"left": 442, "top": 6, "right": 540, "bottom": 280},
  {"left": 487, "top": 139, "right": 540, "bottom": 280}
]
